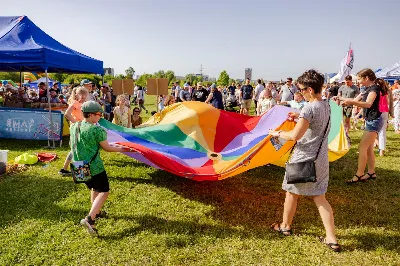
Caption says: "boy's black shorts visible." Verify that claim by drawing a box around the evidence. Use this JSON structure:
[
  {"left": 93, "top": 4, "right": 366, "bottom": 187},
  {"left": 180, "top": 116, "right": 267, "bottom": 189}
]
[{"left": 85, "top": 171, "right": 109, "bottom": 192}]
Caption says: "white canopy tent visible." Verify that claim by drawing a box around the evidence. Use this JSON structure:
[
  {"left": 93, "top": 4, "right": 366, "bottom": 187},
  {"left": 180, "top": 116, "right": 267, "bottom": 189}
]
[{"left": 375, "top": 60, "right": 400, "bottom": 78}]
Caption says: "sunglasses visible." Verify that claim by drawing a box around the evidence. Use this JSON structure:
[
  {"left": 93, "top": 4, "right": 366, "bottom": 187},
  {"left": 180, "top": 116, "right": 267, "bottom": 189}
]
[{"left": 299, "top": 87, "right": 308, "bottom": 92}]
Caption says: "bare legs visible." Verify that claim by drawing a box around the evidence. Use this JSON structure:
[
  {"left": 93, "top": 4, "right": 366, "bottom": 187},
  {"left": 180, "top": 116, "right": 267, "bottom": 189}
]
[
  {"left": 353, "top": 131, "right": 377, "bottom": 180},
  {"left": 276, "top": 191, "right": 338, "bottom": 244},
  {"left": 88, "top": 190, "right": 109, "bottom": 224}
]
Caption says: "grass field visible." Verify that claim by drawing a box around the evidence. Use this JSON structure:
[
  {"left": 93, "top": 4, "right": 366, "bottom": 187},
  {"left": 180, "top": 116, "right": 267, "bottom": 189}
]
[{"left": 0, "top": 98, "right": 399, "bottom": 265}]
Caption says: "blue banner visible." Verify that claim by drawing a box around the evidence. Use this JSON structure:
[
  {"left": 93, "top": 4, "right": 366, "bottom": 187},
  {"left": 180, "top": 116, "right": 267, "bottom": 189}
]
[{"left": 0, "top": 107, "right": 64, "bottom": 141}]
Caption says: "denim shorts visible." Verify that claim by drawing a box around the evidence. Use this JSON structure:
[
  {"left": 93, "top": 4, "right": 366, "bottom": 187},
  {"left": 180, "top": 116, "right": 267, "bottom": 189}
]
[
  {"left": 105, "top": 103, "right": 112, "bottom": 114},
  {"left": 365, "top": 116, "right": 383, "bottom": 133}
]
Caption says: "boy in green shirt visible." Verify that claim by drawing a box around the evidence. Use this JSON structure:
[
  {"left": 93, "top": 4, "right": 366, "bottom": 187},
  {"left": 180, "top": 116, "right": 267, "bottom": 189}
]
[{"left": 70, "top": 101, "right": 131, "bottom": 236}]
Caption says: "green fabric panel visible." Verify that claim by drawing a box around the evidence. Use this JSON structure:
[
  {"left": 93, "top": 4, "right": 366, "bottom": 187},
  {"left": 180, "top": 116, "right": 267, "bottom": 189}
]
[
  {"left": 328, "top": 100, "right": 342, "bottom": 142},
  {"left": 98, "top": 119, "right": 207, "bottom": 154}
]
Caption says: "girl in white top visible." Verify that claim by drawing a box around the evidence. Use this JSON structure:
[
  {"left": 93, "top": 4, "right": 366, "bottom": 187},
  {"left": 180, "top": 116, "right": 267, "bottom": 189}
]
[
  {"left": 257, "top": 89, "right": 276, "bottom": 116},
  {"left": 112, "top": 94, "right": 132, "bottom": 128},
  {"left": 393, "top": 88, "right": 400, "bottom": 134}
]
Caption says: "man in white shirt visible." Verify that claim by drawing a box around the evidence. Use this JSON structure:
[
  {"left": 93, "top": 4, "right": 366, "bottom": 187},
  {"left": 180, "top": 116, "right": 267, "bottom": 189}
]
[
  {"left": 174, "top": 82, "right": 182, "bottom": 102},
  {"left": 253, "top": 79, "right": 264, "bottom": 109},
  {"left": 279, "top": 77, "right": 298, "bottom": 102}
]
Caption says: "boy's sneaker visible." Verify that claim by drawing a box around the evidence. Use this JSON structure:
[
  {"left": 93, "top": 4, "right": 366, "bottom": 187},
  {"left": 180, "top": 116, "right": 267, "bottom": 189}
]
[
  {"left": 80, "top": 216, "right": 98, "bottom": 237},
  {"left": 58, "top": 169, "right": 71, "bottom": 175}
]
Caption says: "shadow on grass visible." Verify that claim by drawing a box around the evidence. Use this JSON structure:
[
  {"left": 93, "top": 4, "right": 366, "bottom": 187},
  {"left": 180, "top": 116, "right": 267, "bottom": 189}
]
[
  {"left": 100, "top": 214, "right": 268, "bottom": 242},
  {"left": 115, "top": 150, "right": 400, "bottom": 251},
  {"left": 0, "top": 174, "right": 83, "bottom": 228}
]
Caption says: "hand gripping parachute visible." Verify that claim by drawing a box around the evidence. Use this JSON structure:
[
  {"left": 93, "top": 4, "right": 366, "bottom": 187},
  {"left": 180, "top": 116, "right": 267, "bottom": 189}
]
[{"left": 99, "top": 101, "right": 349, "bottom": 181}]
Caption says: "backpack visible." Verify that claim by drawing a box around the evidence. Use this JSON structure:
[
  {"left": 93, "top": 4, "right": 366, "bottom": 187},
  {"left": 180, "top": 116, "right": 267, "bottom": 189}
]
[
  {"left": 379, "top": 92, "right": 389, "bottom": 112},
  {"left": 242, "top": 86, "right": 253, "bottom": 100}
]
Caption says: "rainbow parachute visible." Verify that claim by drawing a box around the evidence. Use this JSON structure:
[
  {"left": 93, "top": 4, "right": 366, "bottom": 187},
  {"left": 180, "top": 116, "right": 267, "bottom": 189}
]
[{"left": 99, "top": 101, "right": 349, "bottom": 181}]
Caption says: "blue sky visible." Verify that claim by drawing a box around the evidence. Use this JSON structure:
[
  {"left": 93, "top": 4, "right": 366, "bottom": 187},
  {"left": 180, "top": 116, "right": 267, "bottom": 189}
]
[{"left": 3, "top": 0, "right": 399, "bottom": 80}]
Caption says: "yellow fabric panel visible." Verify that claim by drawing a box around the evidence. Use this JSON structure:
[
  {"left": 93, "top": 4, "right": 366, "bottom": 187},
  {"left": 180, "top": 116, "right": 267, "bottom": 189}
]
[{"left": 183, "top": 102, "right": 220, "bottom": 151}]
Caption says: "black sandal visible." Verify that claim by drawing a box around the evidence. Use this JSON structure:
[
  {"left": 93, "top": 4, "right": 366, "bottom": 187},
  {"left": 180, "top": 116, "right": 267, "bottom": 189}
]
[
  {"left": 80, "top": 215, "right": 98, "bottom": 236},
  {"left": 95, "top": 210, "right": 107, "bottom": 219},
  {"left": 346, "top": 174, "right": 363, "bottom": 184},
  {"left": 319, "top": 236, "right": 342, "bottom": 252},
  {"left": 361, "top": 172, "right": 377, "bottom": 182},
  {"left": 270, "top": 223, "right": 292, "bottom": 236}
]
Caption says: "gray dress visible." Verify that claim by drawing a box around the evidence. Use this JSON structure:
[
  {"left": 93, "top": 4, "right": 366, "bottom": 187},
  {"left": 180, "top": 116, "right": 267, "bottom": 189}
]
[{"left": 282, "top": 100, "right": 330, "bottom": 196}]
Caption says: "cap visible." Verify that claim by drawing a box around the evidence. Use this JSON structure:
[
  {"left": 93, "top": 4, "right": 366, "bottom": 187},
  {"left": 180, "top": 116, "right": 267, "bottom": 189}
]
[
  {"left": 81, "top": 101, "right": 104, "bottom": 113},
  {"left": 80, "top": 79, "right": 93, "bottom": 86},
  {"left": 183, "top": 83, "right": 190, "bottom": 88},
  {"left": 210, "top": 83, "right": 217, "bottom": 89},
  {"left": 102, "top": 83, "right": 110, "bottom": 89}
]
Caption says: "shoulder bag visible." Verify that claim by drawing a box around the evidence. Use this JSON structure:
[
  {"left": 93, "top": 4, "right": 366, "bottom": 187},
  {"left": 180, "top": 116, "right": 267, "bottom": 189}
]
[
  {"left": 70, "top": 122, "right": 99, "bottom": 183},
  {"left": 285, "top": 109, "right": 330, "bottom": 184}
]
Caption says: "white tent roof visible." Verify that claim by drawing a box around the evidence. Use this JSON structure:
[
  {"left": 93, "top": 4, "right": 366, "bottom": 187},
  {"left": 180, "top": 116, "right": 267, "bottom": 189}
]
[{"left": 376, "top": 60, "right": 400, "bottom": 78}]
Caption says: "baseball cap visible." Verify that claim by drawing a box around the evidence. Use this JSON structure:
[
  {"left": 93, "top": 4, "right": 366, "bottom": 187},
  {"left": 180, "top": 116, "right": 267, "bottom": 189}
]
[
  {"left": 81, "top": 101, "right": 103, "bottom": 113},
  {"left": 102, "top": 83, "right": 110, "bottom": 89},
  {"left": 80, "top": 79, "right": 93, "bottom": 86},
  {"left": 183, "top": 83, "right": 190, "bottom": 88}
]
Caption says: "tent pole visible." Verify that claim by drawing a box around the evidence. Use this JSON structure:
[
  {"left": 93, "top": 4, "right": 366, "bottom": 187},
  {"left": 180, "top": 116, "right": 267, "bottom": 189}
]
[
  {"left": 45, "top": 69, "right": 55, "bottom": 148},
  {"left": 20, "top": 70, "right": 23, "bottom": 88}
]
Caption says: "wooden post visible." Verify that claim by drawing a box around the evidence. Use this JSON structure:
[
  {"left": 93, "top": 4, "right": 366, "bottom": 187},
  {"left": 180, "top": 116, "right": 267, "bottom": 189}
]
[{"left": 156, "top": 78, "right": 159, "bottom": 112}]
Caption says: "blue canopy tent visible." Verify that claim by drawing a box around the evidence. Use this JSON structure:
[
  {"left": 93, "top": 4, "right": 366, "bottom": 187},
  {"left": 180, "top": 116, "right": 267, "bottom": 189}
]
[
  {"left": 0, "top": 16, "right": 103, "bottom": 74},
  {"left": 0, "top": 16, "right": 104, "bottom": 147},
  {"left": 28, "top": 77, "right": 56, "bottom": 89}
]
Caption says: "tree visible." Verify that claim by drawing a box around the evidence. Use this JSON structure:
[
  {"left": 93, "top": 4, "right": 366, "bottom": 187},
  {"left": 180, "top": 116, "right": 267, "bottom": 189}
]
[
  {"left": 185, "top": 74, "right": 197, "bottom": 85},
  {"left": 135, "top": 73, "right": 153, "bottom": 88},
  {"left": 63, "top": 74, "right": 102, "bottom": 86},
  {"left": 125, "top": 67, "right": 135, "bottom": 79},
  {"left": 217, "top": 70, "right": 230, "bottom": 87},
  {"left": 115, "top": 74, "right": 126, "bottom": 80},
  {"left": 165, "top": 70, "right": 175, "bottom": 85},
  {"left": 48, "top": 73, "right": 68, "bottom": 83},
  {"left": 154, "top": 70, "right": 166, "bottom": 79},
  {"left": 0, "top": 72, "right": 20, "bottom": 82},
  {"left": 103, "top": 75, "right": 116, "bottom": 85}
]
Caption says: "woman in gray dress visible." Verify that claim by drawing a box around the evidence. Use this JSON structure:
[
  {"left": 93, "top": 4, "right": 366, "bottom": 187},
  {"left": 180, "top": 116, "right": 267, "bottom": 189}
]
[{"left": 269, "top": 70, "right": 341, "bottom": 252}]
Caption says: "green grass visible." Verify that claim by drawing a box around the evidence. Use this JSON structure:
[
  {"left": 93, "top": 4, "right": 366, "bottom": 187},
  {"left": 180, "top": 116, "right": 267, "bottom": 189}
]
[{"left": 0, "top": 104, "right": 399, "bottom": 265}]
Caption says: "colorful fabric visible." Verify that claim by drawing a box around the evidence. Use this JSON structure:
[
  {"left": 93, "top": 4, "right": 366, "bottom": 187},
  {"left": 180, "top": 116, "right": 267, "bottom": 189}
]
[{"left": 99, "top": 101, "right": 349, "bottom": 181}]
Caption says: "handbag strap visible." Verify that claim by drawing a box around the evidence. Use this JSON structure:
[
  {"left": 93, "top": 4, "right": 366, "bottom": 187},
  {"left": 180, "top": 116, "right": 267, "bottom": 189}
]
[
  {"left": 315, "top": 110, "right": 331, "bottom": 159},
  {"left": 72, "top": 122, "right": 99, "bottom": 164},
  {"left": 288, "top": 103, "right": 331, "bottom": 159}
]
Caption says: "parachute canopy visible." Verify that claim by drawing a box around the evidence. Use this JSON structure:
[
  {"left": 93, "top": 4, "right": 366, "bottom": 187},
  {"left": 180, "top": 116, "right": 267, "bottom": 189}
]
[{"left": 99, "top": 101, "right": 349, "bottom": 181}]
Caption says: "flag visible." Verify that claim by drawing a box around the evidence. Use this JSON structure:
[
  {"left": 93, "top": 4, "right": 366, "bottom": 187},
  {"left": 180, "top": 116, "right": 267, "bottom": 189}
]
[{"left": 336, "top": 44, "right": 354, "bottom": 82}]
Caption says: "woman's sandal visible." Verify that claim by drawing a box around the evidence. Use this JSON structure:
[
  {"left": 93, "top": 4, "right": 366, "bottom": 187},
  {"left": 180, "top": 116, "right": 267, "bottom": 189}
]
[
  {"left": 361, "top": 172, "right": 377, "bottom": 182},
  {"left": 318, "top": 236, "right": 342, "bottom": 252},
  {"left": 80, "top": 216, "right": 98, "bottom": 237},
  {"left": 346, "top": 174, "right": 363, "bottom": 184},
  {"left": 95, "top": 210, "right": 107, "bottom": 219},
  {"left": 270, "top": 222, "right": 293, "bottom": 236}
]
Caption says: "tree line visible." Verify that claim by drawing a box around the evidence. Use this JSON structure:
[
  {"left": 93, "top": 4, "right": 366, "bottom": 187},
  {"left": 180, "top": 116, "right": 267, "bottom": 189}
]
[{"left": 0, "top": 67, "right": 240, "bottom": 88}]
